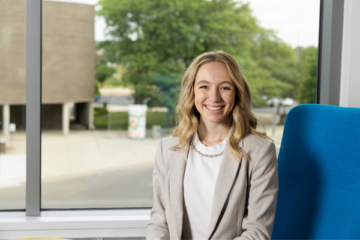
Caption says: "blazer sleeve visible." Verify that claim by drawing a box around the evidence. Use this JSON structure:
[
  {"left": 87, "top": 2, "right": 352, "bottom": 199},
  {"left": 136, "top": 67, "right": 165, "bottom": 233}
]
[
  {"left": 146, "top": 139, "right": 170, "bottom": 240},
  {"left": 235, "top": 141, "right": 279, "bottom": 240}
]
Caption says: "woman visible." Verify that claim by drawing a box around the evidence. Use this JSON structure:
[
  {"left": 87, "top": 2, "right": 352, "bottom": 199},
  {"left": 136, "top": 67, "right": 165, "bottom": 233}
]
[{"left": 146, "top": 51, "right": 278, "bottom": 240}]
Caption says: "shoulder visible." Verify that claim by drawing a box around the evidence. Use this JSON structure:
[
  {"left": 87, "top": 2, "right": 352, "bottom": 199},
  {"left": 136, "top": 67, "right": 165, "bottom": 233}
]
[
  {"left": 155, "top": 136, "right": 185, "bottom": 167},
  {"left": 155, "top": 135, "right": 184, "bottom": 157},
  {"left": 241, "top": 133, "right": 276, "bottom": 168},
  {"left": 159, "top": 135, "right": 180, "bottom": 150},
  {"left": 241, "top": 132, "right": 274, "bottom": 151}
]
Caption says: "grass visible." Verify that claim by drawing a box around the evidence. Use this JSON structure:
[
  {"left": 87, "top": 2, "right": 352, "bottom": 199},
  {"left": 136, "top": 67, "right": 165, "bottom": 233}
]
[{"left": 94, "top": 107, "right": 168, "bottom": 130}]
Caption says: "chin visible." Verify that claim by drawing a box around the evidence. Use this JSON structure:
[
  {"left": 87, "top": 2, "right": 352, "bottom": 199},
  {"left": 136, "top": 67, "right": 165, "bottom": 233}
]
[{"left": 202, "top": 116, "right": 228, "bottom": 124}]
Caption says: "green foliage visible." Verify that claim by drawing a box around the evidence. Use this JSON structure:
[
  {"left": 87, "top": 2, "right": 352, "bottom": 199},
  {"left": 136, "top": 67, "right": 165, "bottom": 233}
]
[
  {"left": 103, "top": 76, "right": 122, "bottom": 87},
  {"left": 94, "top": 108, "right": 166, "bottom": 130},
  {"left": 152, "top": 73, "right": 182, "bottom": 127},
  {"left": 94, "top": 107, "right": 108, "bottom": 116},
  {"left": 95, "top": 82, "right": 101, "bottom": 97},
  {"left": 122, "top": 71, "right": 163, "bottom": 106},
  {"left": 97, "top": 0, "right": 261, "bottom": 106},
  {"left": 152, "top": 73, "right": 182, "bottom": 112},
  {"left": 247, "top": 30, "right": 301, "bottom": 101},
  {"left": 95, "top": 59, "right": 117, "bottom": 87},
  {"left": 243, "top": 61, "right": 292, "bottom": 106},
  {"left": 98, "top": 0, "right": 259, "bottom": 66},
  {"left": 297, "top": 47, "right": 318, "bottom": 104},
  {"left": 97, "top": 0, "right": 318, "bottom": 108}
]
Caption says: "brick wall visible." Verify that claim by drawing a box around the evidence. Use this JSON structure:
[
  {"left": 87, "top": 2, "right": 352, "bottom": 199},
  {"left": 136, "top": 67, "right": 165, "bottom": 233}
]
[{"left": 0, "top": 0, "right": 95, "bottom": 105}]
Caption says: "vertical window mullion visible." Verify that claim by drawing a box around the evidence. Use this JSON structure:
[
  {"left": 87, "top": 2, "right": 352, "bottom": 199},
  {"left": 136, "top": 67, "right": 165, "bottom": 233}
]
[
  {"left": 317, "top": 0, "right": 344, "bottom": 105},
  {"left": 26, "top": 0, "right": 42, "bottom": 217}
]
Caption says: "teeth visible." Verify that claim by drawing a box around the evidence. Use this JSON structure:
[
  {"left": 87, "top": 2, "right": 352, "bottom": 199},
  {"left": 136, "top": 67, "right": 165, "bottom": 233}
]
[{"left": 206, "top": 105, "right": 223, "bottom": 110}]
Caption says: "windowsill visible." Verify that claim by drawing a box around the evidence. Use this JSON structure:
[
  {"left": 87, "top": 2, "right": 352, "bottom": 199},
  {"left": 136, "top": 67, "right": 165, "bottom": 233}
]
[{"left": 0, "top": 209, "right": 151, "bottom": 239}]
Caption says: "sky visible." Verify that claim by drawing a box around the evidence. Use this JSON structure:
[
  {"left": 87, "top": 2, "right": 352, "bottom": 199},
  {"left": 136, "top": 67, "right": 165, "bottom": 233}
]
[{"left": 46, "top": 0, "right": 320, "bottom": 48}]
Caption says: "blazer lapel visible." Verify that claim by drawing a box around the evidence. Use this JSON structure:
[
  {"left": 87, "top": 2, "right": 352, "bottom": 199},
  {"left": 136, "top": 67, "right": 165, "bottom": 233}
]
[
  {"left": 207, "top": 141, "right": 242, "bottom": 239},
  {"left": 169, "top": 137, "right": 192, "bottom": 240}
]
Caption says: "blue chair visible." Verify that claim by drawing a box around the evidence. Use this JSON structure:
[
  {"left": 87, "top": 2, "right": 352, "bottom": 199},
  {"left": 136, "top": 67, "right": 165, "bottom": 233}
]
[{"left": 272, "top": 104, "right": 360, "bottom": 239}]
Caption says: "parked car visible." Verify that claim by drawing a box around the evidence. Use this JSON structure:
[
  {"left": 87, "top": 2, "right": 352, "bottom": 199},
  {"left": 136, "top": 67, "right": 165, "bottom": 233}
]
[
  {"left": 267, "top": 98, "right": 281, "bottom": 107},
  {"left": 282, "top": 98, "right": 294, "bottom": 106}
]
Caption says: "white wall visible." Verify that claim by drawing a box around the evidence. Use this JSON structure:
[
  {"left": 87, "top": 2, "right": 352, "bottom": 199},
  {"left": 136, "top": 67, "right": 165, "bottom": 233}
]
[{"left": 340, "top": 0, "right": 360, "bottom": 108}]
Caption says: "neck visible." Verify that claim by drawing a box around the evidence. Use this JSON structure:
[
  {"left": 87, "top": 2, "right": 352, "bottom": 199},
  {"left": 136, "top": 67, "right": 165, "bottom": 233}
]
[{"left": 197, "top": 118, "right": 231, "bottom": 146}]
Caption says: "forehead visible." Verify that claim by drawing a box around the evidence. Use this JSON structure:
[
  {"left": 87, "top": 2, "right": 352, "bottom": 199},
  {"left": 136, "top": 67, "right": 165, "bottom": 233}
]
[{"left": 195, "top": 62, "right": 232, "bottom": 83}]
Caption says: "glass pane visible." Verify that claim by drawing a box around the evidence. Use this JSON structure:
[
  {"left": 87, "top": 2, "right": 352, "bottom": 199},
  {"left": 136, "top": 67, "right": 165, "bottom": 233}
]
[
  {"left": 245, "top": 0, "right": 320, "bottom": 148},
  {"left": 0, "top": 0, "right": 27, "bottom": 210},
  {"left": 41, "top": 0, "right": 319, "bottom": 209}
]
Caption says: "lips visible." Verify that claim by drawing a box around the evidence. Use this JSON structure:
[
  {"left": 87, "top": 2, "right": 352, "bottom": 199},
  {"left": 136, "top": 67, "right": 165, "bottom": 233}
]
[{"left": 204, "top": 105, "right": 225, "bottom": 111}]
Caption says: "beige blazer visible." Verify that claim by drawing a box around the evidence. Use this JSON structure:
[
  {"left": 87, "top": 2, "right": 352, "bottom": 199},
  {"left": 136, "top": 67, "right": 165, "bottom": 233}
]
[{"left": 146, "top": 132, "right": 278, "bottom": 240}]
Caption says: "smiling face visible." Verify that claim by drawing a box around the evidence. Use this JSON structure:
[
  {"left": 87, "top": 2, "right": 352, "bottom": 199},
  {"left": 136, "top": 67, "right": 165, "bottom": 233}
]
[{"left": 194, "top": 62, "right": 236, "bottom": 126}]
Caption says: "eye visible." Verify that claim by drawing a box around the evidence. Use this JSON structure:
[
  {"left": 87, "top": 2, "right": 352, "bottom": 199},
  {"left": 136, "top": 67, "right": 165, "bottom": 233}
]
[
  {"left": 200, "top": 86, "right": 208, "bottom": 89},
  {"left": 221, "top": 87, "right": 231, "bottom": 90}
]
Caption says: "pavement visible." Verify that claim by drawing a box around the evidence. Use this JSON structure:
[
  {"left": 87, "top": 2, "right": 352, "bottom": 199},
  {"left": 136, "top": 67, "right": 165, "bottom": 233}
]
[{"left": 0, "top": 111, "right": 285, "bottom": 210}]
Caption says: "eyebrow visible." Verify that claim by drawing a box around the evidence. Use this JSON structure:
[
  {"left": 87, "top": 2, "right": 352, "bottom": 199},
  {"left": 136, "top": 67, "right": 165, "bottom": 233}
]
[{"left": 196, "top": 80, "right": 233, "bottom": 85}]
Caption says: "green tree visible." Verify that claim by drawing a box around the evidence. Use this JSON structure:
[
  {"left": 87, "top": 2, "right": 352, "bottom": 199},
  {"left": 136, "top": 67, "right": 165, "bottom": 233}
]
[
  {"left": 152, "top": 73, "right": 182, "bottom": 112},
  {"left": 95, "top": 59, "right": 117, "bottom": 87},
  {"left": 297, "top": 47, "right": 318, "bottom": 104},
  {"left": 97, "top": 0, "right": 310, "bottom": 107},
  {"left": 249, "top": 30, "right": 301, "bottom": 100},
  {"left": 97, "top": 0, "right": 260, "bottom": 105},
  {"left": 152, "top": 73, "right": 182, "bottom": 127},
  {"left": 242, "top": 61, "right": 292, "bottom": 106}
]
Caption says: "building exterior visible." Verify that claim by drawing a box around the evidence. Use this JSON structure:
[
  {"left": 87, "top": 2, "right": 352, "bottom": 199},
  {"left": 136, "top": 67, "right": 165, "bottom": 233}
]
[{"left": 0, "top": 0, "right": 95, "bottom": 137}]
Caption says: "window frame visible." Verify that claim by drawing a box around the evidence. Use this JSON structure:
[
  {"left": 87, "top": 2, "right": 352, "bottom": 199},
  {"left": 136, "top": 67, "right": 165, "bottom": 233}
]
[
  {"left": 1, "top": 0, "right": 346, "bottom": 238},
  {"left": 0, "top": 210, "right": 149, "bottom": 238},
  {"left": 26, "top": 0, "right": 42, "bottom": 217},
  {"left": 317, "top": 0, "right": 345, "bottom": 105}
]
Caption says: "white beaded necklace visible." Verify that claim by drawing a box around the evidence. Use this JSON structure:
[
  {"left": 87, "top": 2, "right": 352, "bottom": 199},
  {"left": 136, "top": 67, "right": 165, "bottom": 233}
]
[
  {"left": 191, "top": 126, "right": 232, "bottom": 158},
  {"left": 191, "top": 142, "right": 224, "bottom": 158}
]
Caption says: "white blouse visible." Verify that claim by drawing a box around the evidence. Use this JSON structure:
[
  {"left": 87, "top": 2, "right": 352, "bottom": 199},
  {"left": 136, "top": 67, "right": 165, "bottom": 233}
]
[{"left": 182, "top": 129, "right": 231, "bottom": 240}]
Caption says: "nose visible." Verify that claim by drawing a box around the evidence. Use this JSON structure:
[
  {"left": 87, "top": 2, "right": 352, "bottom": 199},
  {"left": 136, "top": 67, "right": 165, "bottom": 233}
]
[{"left": 209, "top": 88, "right": 221, "bottom": 102}]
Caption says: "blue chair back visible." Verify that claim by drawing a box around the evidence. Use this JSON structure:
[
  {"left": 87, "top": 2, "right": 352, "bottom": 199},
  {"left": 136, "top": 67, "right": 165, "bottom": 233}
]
[{"left": 272, "top": 104, "right": 360, "bottom": 239}]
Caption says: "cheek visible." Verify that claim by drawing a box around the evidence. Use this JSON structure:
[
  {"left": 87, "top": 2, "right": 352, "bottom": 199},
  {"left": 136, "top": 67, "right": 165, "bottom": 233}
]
[
  {"left": 225, "top": 93, "right": 236, "bottom": 107},
  {"left": 194, "top": 91, "right": 206, "bottom": 103}
]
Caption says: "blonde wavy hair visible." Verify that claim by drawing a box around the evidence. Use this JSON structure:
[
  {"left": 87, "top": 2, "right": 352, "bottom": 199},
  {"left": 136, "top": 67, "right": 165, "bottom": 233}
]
[{"left": 171, "top": 50, "right": 272, "bottom": 161}]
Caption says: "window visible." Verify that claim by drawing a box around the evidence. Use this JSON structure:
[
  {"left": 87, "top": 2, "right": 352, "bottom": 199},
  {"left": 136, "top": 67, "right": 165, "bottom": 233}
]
[
  {"left": 1, "top": 0, "right": 336, "bottom": 238},
  {"left": 0, "top": 0, "right": 321, "bottom": 211},
  {"left": 40, "top": 0, "right": 320, "bottom": 210},
  {"left": 244, "top": 0, "right": 320, "bottom": 146},
  {"left": 0, "top": 0, "right": 27, "bottom": 210}
]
